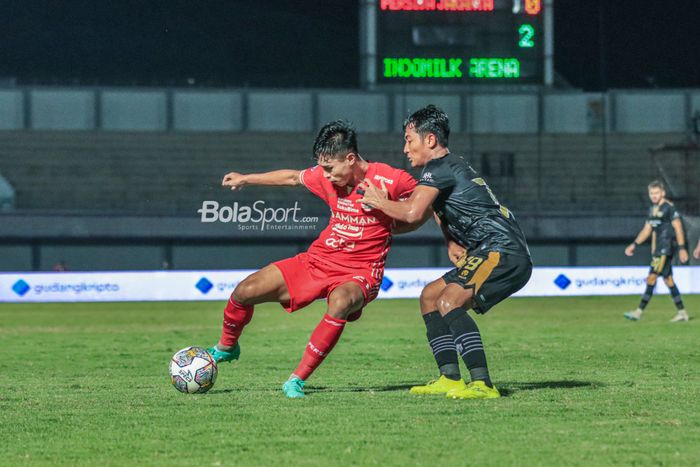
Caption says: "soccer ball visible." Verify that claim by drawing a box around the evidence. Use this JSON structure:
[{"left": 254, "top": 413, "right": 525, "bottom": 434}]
[{"left": 169, "top": 346, "right": 218, "bottom": 394}]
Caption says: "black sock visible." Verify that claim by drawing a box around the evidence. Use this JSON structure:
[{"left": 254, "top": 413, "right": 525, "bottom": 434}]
[
  {"left": 669, "top": 285, "right": 685, "bottom": 311},
  {"left": 639, "top": 285, "right": 654, "bottom": 310},
  {"left": 422, "top": 311, "right": 460, "bottom": 380},
  {"left": 443, "top": 307, "right": 492, "bottom": 387}
]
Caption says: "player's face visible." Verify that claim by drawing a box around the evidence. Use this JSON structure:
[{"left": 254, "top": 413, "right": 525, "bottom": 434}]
[
  {"left": 318, "top": 154, "right": 355, "bottom": 187},
  {"left": 403, "top": 125, "right": 431, "bottom": 167},
  {"left": 648, "top": 187, "right": 664, "bottom": 205}
]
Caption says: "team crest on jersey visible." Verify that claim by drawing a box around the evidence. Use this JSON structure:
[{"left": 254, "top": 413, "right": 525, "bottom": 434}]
[{"left": 421, "top": 172, "right": 434, "bottom": 183}]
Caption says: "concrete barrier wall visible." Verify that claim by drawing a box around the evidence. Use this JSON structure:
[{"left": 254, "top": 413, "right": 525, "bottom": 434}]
[
  {"left": 1, "top": 86, "right": 698, "bottom": 133},
  {"left": 101, "top": 90, "right": 168, "bottom": 130},
  {"left": 0, "top": 90, "right": 23, "bottom": 130},
  {"left": 173, "top": 91, "right": 243, "bottom": 131},
  {"left": 30, "top": 89, "right": 95, "bottom": 130}
]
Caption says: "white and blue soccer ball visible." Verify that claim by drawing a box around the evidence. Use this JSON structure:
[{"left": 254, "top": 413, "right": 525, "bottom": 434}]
[{"left": 169, "top": 346, "right": 218, "bottom": 394}]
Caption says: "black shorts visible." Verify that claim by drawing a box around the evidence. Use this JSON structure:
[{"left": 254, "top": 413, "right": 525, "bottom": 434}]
[
  {"left": 442, "top": 251, "right": 532, "bottom": 314},
  {"left": 649, "top": 254, "right": 673, "bottom": 278}
]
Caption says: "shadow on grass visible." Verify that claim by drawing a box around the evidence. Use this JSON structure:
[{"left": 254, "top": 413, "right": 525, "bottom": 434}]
[
  {"left": 208, "top": 388, "right": 239, "bottom": 394},
  {"left": 208, "top": 380, "right": 602, "bottom": 396},
  {"left": 206, "top": 384, "right": 416, "bottom": 395},
  {"left": 311, "top": 380, "right": 602, "bottom": 396},
  {"left": 207, "top": 384, "right": 415, "bottom": 394},
  {"left": 498, "top": 380, "right": 602, "bottom": 397},
  {"left": 308, "top": 384, "right": 416, "bottom": 393}
]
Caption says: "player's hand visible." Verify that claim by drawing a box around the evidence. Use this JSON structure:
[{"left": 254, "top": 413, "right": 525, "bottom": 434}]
[
  {"left": 448, "top": 241, "right": 467, "bottom": 267},
  {"left": 222, "top": 172, "right": 247, "bottom": 191},
  {"left": 358, "top": 178, "right": 388, "bottom": 209},
  {"left": 679, "top": 249, "right": 689, "bottom": 264},
  {"left": 624, "top": 244, "right": 636, "bottom": 256},
  {"left": 694, "top": 244, "right": 700, "bottom": 259}
]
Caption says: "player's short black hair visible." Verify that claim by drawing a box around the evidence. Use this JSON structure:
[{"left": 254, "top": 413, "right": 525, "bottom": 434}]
[
  {"left": 313, "top": 120, "right": 358, "bottom": 161},
  {"left": 403, "top": 105, "right": 450, "bottom": 147},
  {"left": 648, "top": 180, "right": 665, "bottom": 191}
]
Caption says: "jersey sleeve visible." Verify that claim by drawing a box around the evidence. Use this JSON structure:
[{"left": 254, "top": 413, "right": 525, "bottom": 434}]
[
  {"left": 668, "top": 204, "right": 681, "bottom": 221},
  {"left": 417, "top": 158, "right": 454, "bottom": 190},
  {"left": 393, "top": 169, "right": 417, "bottom": 201},
  {"left": 299, "top": 165, "right": 329, "bottom": 202}
]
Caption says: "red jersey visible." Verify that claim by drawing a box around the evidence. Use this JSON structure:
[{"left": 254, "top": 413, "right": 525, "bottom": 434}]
[{"left": 299, "top": 162, "right": 417, "bottom": 273}]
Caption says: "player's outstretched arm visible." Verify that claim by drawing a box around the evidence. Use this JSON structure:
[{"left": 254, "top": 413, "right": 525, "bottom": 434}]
[
  {"left": 625, "top": 223, "right": 652, "bottom": 256},
  {"left": 359, "top": 180, "right": 438, "bottom": 224},
  {"left": 672, "top": 218, "right": 689, "bottom": 263},
  {"left": 222, "top": 170, "right": 301, "bottom": 191}
]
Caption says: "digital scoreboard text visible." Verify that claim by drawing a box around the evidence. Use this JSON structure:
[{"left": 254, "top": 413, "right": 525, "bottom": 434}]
[{"left": 378, "top": 0, "right": 543, "bottom": 83}]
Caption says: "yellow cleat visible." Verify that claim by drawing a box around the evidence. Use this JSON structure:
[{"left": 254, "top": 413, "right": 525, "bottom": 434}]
[
  {"left": 446, "top": 380, "right": 501, "bottom": 400},
  {"left": 409, "top": 375, "right": 467, "bottom": 395}
]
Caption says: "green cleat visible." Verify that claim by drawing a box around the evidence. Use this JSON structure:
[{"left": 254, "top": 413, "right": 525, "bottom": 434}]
[
  {"left": 282, "top": 377, "right": 305, "bottom": 398},
  {"left": 206, "top": 343, "right": 240, "bottom": 363}
]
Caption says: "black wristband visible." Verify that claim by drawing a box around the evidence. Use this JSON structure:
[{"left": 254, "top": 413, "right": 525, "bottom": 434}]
[
  {"left": 679, "top": 244, "right": 687, "bottom": 250},
  {"left": 633, "top": 241, "right": 641, "bottom": 246}
]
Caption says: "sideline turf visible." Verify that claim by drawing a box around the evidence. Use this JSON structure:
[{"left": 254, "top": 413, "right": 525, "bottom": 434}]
[{"left": 1, "top": 296, "right": 698, "bottom": 466}]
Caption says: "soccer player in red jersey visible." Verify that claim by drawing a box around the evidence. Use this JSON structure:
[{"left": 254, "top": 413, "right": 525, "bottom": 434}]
[{"left": 207, "top": 120, "right": 419, "bottom": 398}]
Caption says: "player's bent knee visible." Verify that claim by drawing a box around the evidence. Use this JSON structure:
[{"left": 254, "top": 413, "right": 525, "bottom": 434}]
[
  {"left": 646, "top": 275, "right": 657, "bottom": 286},
  {"left": 436, "top": 290, "right": 474, "bottom": 315},
  {"left": 232, "top": 279, "right": 259, "bottom": 305},
  {"left": 664, "top": 276, "right": 674, "bottom": 287},
  {"left": 420, "top": 280, "right": 444, "bottom": 309},
  {"left": 327, "top": 308, "right": 350, "bottom": 319},
  {"left": 327, "top": 301, "right": 360, "bottom": 319},
  {"left": 327, "top": 289, "right": 363, "bottom": 319},
  {"left": 419, "top": 289, "right": 438, "bottom": 310},
  {"left": 327, "top": 297, "right": 355, "bottom": 316}
]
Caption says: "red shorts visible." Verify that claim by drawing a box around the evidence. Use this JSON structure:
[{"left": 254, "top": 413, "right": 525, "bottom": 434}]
[{"left": 273, "top": 253, "right": 382, "bottom": 315}]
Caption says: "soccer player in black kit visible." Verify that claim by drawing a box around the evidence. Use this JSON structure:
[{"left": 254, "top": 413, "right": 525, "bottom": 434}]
[
  {"left": 624, "top": 180, "right": 690, "bottom": 322},
  {"left": 359, "top": 105, "right": 532, "bottom": 399}
]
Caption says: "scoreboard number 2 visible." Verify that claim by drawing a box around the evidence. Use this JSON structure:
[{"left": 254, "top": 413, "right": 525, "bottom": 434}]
[{"left": 518, "top": 24, "right": 535, "bottom": 48}]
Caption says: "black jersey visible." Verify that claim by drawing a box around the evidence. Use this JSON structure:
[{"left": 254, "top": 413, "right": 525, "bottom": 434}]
[
  {"left": 418, "top": 153, "right": 529, "bottom": 257},
  {"left": 647, "top": 201, "right": 680, "bottom": 256}
]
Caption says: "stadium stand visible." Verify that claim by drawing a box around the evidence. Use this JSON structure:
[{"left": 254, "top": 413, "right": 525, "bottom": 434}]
[{"left": 0, "top": 131, "right": 687, "bottom": 215}]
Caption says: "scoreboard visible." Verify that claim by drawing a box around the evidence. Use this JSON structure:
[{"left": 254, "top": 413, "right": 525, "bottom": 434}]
[{"left": 375, "top": 0, "right": 545, "bottom": 84}]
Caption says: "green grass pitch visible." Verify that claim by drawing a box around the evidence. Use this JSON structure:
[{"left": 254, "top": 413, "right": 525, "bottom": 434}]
[{"left": 1, "top": 296, "right": 698, "bottom": 466}]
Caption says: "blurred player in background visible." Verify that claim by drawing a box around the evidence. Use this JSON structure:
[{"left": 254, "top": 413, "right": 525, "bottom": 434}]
[
  {"left": 693, "top": 238, "right": 700, "bottom": 260},
  {"left": 624, "top": 181, "right": 689, "bottom": 322},
  {"left": 359, "top": 105, "right": 532, "bottom": 400},
  {"left": 207, "top": 120, "right": 419, "bottom": 398}
]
